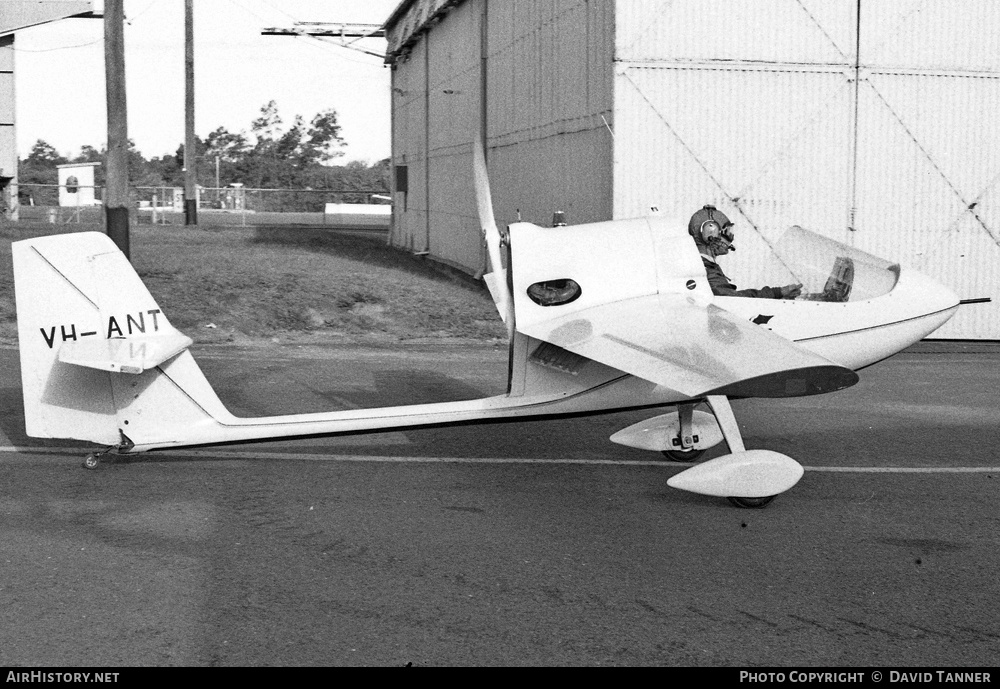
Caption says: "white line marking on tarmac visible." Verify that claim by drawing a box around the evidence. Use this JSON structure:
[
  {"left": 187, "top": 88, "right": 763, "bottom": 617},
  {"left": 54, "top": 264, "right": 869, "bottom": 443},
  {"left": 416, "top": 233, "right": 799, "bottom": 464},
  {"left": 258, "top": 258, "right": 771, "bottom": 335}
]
[
  {"left": 1, "top": 446, "right": 998, "bottom": 472},
  {"left": 803, "top": 466, "right": 999, "bottom": 473}
]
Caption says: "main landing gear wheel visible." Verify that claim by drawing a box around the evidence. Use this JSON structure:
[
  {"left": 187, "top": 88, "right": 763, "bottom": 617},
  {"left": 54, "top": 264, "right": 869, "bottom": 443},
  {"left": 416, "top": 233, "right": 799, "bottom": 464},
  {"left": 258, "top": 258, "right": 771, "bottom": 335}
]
[
  {"left": 727, "top": 496, "right": 776, "bottom": 509},
  {"left": 661, "top": 448, "right": 705, "bottom": 462}
]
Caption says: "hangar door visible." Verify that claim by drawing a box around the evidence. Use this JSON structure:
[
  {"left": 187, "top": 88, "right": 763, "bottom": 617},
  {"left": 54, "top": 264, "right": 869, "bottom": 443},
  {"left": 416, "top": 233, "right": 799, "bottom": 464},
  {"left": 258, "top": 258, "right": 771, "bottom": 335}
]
[{"left": 614, "top": 0, "right": 1000, "bottom": 339}]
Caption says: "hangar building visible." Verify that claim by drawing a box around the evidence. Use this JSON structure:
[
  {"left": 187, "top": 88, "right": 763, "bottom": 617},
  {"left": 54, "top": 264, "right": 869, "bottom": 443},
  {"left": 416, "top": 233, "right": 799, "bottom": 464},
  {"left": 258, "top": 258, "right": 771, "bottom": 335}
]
[
  {"left": 1, "top": 1, "right": 99, "bottom": 220},
  {"left": 384, "top": 0, "right": 1000, "bottom": 340}
]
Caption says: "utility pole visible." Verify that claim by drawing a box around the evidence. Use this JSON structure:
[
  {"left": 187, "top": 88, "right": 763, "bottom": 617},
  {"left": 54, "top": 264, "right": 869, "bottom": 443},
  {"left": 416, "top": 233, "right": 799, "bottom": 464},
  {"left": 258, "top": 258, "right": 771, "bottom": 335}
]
[
  {"left": 184, "top": 0, "right": 197, "bottom": 225},
  {"left": 104, "top": 0, "right": 130, "bottom": 257}
]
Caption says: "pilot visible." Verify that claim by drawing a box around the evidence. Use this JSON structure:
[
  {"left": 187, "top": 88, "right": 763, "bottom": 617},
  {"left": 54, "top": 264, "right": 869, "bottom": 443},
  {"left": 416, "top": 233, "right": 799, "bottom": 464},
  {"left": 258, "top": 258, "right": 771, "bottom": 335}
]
[{"left": 689, "top": 205, "right": 802, "bottom": 299}]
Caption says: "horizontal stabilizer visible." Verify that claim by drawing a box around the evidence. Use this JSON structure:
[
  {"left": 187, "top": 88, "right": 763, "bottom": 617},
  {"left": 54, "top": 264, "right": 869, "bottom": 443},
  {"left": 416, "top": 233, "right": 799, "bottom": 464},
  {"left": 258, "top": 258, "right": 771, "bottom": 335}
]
[{"left": 58, "top": 333, "right": 193, "bottom": 374}]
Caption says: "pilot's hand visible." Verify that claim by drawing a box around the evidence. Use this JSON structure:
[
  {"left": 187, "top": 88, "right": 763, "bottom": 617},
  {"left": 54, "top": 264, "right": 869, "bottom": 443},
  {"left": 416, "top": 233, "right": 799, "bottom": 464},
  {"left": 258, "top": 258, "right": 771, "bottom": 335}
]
[{"left": 780, "top": 283, "right": 803, "bottom": 299}]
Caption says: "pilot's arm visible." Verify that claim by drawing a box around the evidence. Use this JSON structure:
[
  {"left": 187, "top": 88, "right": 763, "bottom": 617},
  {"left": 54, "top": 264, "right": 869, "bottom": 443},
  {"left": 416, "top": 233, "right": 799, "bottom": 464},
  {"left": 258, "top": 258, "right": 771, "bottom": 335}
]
[{"left": 703, "top": 258, "right": 802, "bottom": 299}]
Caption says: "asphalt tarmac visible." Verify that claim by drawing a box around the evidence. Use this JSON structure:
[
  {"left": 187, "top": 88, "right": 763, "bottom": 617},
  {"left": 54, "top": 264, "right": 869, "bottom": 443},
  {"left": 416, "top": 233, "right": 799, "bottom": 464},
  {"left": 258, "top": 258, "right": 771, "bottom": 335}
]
[{"left": 0, "top": 341, "right": 998, "bottom": 667}]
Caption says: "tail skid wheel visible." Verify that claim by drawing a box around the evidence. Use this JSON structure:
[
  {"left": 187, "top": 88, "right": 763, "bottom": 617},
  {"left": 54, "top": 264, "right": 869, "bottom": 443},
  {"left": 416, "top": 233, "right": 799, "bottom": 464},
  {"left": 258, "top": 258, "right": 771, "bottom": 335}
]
[
  {"left": 727, "top": 496, "right": 776, "bottom": 509},
  {"left": 661, "top": 448, "right": 705, "bottom": 462},
  {"left": 83, "top": 454, "right": 101, "bottom": 470}
]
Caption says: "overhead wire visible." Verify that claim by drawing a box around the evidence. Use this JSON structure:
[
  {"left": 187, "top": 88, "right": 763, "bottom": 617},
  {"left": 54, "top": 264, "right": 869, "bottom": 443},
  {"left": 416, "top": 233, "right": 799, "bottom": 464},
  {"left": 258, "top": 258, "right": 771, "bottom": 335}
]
[
  {"left": 126, "top": 0, "right": 161, "bottom": 26},
  {"left": 11, "top": 38, "right": 103, "bottom": 53},
  {"left": 10, "top": 0, "right": 157, "bottom": 52}
]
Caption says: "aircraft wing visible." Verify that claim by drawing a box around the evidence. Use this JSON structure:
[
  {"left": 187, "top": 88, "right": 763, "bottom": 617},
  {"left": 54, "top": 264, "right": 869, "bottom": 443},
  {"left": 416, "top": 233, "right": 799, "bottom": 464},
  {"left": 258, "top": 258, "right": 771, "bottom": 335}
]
[{"left": 518, "top": 293, "right": 858, "bottom": 398}]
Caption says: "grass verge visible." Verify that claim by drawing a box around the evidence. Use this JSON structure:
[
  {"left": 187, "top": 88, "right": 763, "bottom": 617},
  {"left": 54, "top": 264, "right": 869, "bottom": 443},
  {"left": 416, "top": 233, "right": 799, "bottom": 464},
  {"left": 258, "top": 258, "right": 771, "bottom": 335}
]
[{"left": 0, "top": 223, "right": 506, "bottom": 347}]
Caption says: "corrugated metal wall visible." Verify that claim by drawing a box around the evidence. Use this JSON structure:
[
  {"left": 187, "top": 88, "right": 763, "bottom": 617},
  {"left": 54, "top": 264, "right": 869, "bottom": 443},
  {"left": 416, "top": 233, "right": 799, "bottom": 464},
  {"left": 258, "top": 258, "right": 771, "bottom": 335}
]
[
  {"left": 423, "top": 1, "right": 482, "bottom": 273},
  {"left": 486, "top": 0, "right": 615, "bottom": 233},
  {"left": 613, "top": 0, "right": 1000, "bottom": 339},
  {"left": 388, "top": 0, "right": 1000, "bottom": 338},
  {"left": 614, "top": 0, "right": 860, "bottom": 294},
  {"left": 390, "top": 35, "right": 431, "bottom": 255},
  {"left": 388, "top": 0, "right": 616, "bottom": 276},
  {"left": 853, "top": 2, "right": 1000, "bottom": 339},
  {"left": 389, "top": 1, "right": 479, "bottom": 272}
]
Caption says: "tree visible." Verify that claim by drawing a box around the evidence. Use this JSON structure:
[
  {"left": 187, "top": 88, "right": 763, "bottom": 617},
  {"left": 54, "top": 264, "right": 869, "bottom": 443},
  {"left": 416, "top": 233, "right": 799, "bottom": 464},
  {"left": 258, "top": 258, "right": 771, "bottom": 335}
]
[
  {"left": 236, "top": 101, "right": 348, "bottom": 189},
  {"left": 15, "top": 103, "right": 381, "bottom": 211},
  {"left": 18, "top": 140, "right": 68, "bottom": 205},
  {"left": 204, "top": 127, "right": 248, "bottom": 163},
  {"left": 302, "top": 109, "right": 345, "bottom": 165},
  {"left": 74, "top": 145, "right": 102, "bottom": 163},
  {"left": 25, "top": 140, "right": 67, "bottom": 167}
]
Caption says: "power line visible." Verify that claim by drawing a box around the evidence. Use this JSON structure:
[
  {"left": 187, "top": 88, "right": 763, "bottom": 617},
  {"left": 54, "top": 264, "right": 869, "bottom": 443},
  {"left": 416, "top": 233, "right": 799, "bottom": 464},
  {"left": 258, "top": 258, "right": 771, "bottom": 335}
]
[
  {"left": 126, "top": 0, "right": 161, "bottom": 26},
  {"left": 12, "top": 38, "right": 102, "bottom": 53}
]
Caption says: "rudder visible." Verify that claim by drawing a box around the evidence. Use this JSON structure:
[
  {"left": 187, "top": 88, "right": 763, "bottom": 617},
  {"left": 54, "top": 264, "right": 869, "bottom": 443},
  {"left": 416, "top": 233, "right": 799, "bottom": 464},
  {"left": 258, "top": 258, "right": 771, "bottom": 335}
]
[{"left": 12, "top": 232, "right": 226, "bottom": 448}]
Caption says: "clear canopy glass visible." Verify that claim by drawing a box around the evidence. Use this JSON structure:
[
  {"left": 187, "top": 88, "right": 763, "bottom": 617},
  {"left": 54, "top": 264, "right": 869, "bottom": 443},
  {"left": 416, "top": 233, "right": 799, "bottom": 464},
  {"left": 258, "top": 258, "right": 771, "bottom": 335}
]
[{"left": 772, "top": 226, "right": 899, "bottom": 302}]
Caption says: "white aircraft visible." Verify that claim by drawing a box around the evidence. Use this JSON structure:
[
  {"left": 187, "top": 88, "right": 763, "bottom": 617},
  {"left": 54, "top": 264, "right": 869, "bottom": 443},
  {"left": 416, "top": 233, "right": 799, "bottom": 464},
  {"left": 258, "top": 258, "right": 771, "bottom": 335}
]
[{"left": 11, "top": 146, "right": 961, "bottom": 507}]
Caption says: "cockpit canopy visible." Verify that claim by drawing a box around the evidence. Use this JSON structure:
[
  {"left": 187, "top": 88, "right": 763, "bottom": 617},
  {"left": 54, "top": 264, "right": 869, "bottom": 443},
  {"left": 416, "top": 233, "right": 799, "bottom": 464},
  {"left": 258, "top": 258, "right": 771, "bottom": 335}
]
[{"left": 773, "top": 226, "right": 899, "bottom": 302}]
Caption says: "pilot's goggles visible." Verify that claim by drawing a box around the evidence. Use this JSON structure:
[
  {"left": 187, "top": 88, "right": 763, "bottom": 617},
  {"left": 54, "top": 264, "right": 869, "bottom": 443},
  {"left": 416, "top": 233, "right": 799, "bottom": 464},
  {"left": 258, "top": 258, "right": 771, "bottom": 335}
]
[{"left": 702, "top": 220, "right": 735, "bottom": 244}]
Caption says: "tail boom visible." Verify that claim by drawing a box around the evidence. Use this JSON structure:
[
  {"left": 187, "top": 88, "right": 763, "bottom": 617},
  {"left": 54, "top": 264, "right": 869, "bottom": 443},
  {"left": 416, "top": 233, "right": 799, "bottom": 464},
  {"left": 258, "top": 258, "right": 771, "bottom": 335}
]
[{"left": 12, "top": 232, "right": 686, "bottom": 453}]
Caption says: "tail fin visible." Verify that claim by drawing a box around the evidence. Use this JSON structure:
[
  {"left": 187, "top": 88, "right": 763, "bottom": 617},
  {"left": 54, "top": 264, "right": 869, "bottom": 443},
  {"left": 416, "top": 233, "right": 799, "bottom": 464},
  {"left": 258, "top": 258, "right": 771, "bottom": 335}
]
[{"left": 13, "top": 232, "right": 227, "bottom": 448}]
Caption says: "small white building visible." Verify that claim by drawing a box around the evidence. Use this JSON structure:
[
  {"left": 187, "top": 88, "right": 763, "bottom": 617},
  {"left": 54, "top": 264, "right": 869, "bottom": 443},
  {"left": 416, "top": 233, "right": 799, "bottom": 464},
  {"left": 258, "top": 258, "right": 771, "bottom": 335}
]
[
  {"left": 384, "top": 0, "right": 1000, "bottom": 339},
  {"left": 57, "top": 162, "right": 100, "bottom": 207}
]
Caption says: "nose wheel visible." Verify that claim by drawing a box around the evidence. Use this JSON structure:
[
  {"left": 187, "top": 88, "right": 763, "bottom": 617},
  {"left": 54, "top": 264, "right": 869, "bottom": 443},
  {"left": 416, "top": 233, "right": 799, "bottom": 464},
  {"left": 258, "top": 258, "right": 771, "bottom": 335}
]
[{"left": 661, "top": 448, "right": 705, "bottom": 462}]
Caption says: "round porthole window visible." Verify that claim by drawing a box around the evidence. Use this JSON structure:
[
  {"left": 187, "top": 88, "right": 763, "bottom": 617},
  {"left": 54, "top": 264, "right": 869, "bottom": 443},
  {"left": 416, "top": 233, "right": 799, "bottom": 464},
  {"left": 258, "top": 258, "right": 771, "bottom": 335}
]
[{"left": 527, "top": 279, "right": 582, "bottom": 306}]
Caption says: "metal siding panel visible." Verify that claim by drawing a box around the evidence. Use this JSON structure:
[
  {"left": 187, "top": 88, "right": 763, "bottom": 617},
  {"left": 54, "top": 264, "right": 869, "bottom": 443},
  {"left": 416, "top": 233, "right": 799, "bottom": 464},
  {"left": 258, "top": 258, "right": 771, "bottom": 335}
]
[
  {"left": 485, "top": 0, "right": 613, "bottom": 223},
  {"left": 589, "top": 0, "right": 614, "bottom": 114},
  {"left": 610, "top": 0, "right": 1000, "bottom": 338},
  {"left": 0, "top": 34, "right": 13, "bottom": 71},
  {"left": 0, "top": 126, "right": 15, "bottom": 180},
  {"left": 861, "top": 0, "right": 1000, "bottom": 72},
  {"left": 557, "top": 0, "right": 590, "bottom": 120},
  {"left": 428, "top": 3, "right": 477, "bottom": 154},
  {"left": 0, "top": 68, "right": 13, "bottom": 123},
  {"left": 0, "top": 0, "right": 93, "bottom": 35},
  {"left": 857, "top": 2, "right": 1000, "bottom": 338},
  {"left": 1, "top": 35, "right": 12, "bottom": 180},
  {"left": 542, "top": 1, "right": 555, "bottom": 124},
  {"left": 852, "top": 71, "right": 1000, "bottom": 339},
  {"left": 512, "top": 0, "right": 536, "bottom": 134},
  {"left": 616, "top": 0, "right": 857, "bottom": 65},
  {"left": 491, "top": 126, "right": 612, "bottom": 229},
  {"left": 429, "top": 149, "right": 484, "bottom": 272},
  {"left": 613, "top": 0, "right": 860, "bottom": 293},
  {"left": 614, "top": 65, "right": 853, "bottom": 289},
  {"left": 389, "top": 38, "right": 429, "bottom": 253},
  {"left": 425, "top": 1, "right": 479, "bottom": 267},
  {"left": 486, "top": 0, "right": 516, "bottom": 138}
]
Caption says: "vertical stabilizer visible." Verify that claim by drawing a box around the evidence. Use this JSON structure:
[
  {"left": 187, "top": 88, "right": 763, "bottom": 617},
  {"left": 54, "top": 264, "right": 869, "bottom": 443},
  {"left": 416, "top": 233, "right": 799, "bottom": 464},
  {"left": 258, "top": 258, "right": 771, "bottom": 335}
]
[{"left": 12, "top": 232, "right": 226, "bottom": 447}]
